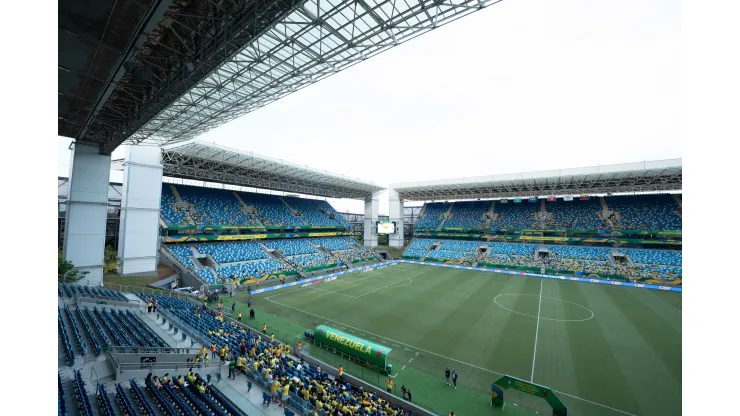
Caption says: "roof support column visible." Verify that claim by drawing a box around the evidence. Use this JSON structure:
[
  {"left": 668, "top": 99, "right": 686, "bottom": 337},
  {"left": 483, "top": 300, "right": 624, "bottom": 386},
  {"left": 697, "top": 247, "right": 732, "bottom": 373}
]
[
  {"left": 62, "top": 142, "right": 111, "bottom": 285},
  {"left": 363, "top": 195, "right": 379, "bottom": 248},
  {"left": 117, "top": 145, "right": 164, "bottom": 275},
  {"left": 389, "top": 187, "right": 405, "bottom": 248}
]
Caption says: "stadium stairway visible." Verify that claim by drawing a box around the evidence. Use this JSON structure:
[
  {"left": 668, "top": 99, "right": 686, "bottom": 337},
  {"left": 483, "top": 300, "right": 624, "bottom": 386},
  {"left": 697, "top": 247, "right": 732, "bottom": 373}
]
[
  {"left": 169, "top": 184, "right": 197, "bottom": 226},
  {"left": 233, "top": 191, "right": 266, "bottom": 227},
  {"left": 439, "top": 202, "right": 454, "bottom": 227},
  {"left": 600, "top": 196, "right": 609, "bottom": 211},
  {"left": 672, "top": 194, "right": 682, "bottom": 220},
  {"left": 672, "top": 194, "right": 682, "bottom": 208},
  {"left": 211, "top": 373, "right": 289, "bottom": 416},
  {"left": 136, "top": 308, "right": 199, "bottom": 349},
  {"left": 57, "top": 294, "right": 275, "bottom": 416},
  {"left": 309, "top": 240, "right": 335, "bottom": 258},
  {"left": 278, "top": 197, "right": 308, "bottom": 225},
  {"left": 169, "top": 184, "right": 184, "bottom": 203}
]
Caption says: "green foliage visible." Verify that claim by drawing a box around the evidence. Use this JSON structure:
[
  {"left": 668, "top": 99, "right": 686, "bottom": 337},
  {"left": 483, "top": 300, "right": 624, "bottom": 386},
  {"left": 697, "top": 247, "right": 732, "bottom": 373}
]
[
  {"left": 104, "top": 246, "right": 119, "bottom": 274},
  {"left": 58, "top": 250, "right": 88, "bottom": 282}
]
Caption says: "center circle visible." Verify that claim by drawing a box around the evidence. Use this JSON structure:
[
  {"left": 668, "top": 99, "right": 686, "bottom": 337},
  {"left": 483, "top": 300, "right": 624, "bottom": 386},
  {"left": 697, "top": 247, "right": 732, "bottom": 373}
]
[{"left": 493, "top": 294, "right": 595, "bottom": 322}]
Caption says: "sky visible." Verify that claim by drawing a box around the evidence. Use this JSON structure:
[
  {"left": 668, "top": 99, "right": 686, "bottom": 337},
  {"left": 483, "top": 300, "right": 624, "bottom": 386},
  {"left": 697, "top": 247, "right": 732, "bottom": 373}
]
[{"left": 58, "top": 0, "right": 681, "bottom": 215}]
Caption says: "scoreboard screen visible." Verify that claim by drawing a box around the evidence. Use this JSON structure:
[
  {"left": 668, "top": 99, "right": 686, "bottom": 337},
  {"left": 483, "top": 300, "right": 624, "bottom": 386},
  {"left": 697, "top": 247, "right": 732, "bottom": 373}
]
[{"left": 377, "top": 222, "right": 395, "bottom": 234}]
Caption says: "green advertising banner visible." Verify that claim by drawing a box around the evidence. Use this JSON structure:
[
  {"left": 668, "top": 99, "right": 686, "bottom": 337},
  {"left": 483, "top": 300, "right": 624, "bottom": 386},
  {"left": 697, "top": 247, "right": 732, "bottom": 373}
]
[
  {"left": 166, "top": 231, "right": 350, "bottom": 243},
  {"left": 167, "top": 223, "right": 347, "bottom": 232},
  {"left": 314, "top": 325, "right": 391, "bottom": 370},
  {"left": 491, "top": 375, "right": 567, "bottom": 416},
  {"left": 413, "top": 232, "right": 681, "bottom": 246},
  {"left": 414, "top": 226, "right": 681, "bottom": 238}
]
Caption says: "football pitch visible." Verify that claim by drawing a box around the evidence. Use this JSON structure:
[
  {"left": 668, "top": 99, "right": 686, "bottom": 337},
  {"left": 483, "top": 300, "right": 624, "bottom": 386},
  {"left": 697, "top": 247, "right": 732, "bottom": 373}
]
[{"left": 247, "top": 263, "right": 681, "bottom": 416}]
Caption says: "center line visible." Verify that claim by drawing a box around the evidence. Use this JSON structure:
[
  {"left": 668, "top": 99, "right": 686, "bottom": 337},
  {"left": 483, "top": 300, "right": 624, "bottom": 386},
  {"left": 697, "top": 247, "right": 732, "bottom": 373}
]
[{"left": 531, "top": 278, "right": 543, "bottom": 382}]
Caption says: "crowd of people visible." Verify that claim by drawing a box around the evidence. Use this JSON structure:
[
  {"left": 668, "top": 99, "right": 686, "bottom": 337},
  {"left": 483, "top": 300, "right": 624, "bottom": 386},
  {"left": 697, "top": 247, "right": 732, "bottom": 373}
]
[{"left": 178, "top": 299, "right": 416, "bottom": 416}]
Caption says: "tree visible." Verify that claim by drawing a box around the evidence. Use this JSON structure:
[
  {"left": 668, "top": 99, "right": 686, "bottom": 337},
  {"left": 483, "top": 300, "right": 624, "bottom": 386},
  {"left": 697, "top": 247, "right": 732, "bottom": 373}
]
[
  {"left": 58, "top": 250, "right": 89, "bottom": 283},
  {"left": 104, "top": 246, "right": 119, "bottom": 274}
]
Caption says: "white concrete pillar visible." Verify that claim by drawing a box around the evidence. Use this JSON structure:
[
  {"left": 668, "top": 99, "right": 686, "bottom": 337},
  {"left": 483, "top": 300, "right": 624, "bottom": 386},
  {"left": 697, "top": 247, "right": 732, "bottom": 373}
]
[
  {"left": 63, "top": 142, "right": 111, "bottom": 285},
  {"left": 118, "top": 145, "right": 164, "bottom": 275},
  {"left": 363, "top": 195, "right": 379, "bottom": 247},
  {"left": 389, "top": 187, "right": 405, "bottom": 248}
]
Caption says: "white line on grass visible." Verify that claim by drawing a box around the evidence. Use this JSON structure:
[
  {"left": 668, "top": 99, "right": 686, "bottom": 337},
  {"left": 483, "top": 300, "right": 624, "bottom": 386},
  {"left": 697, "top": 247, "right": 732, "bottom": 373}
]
[
  {"left": 551, "top": 391, "right": 636, "bottom": 416},
  {"left": 266, "top": 288, "right": 636, "bottom": 416},
  {"left": 329, "top": 266, "right": 406, "bottom": 286},
  {"left": 531, "top": 279, "right": 543, "bottom": 382},
  {"left": 309, "top": 286, "right": 358, "bottom": 299},
  {"left": 353, "top": 269, "right": 426, "bottom": 298},
  {"left": 264, "top": 265, "right": 406, "bottom": 300}
]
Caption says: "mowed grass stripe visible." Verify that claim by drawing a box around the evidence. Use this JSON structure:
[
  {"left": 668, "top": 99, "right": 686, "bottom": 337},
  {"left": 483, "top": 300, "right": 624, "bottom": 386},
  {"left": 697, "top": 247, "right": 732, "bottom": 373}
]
[
  {"left": 534, "top": 280, "right": 635, "bottom": 416},
  {"left": 600, "top": 287, "right": 682, "bottom": 416},
  {"left": 574, "top": 282, "right": 671, "bottom": 415},
  {"left": 533, "top": 281, "right": 581, "bottom": 407},
  {"left": 256, "top": 264, "right": 680, "bottom": 416}
]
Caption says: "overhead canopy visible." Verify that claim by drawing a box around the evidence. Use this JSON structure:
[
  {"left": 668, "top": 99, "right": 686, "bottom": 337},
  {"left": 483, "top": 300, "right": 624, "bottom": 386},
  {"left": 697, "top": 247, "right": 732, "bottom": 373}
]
[
  {"left": 391, "top": 159, "right": 682, "bottom": 201},
  {"left": 158, "top": 142, "right": 383, "bottom": 200},
  {"left": 60, "top": 0, "right": 503, "bottom": 154},
  {"left": 58, "top": 0, "right": 170, "bottom": 143}
]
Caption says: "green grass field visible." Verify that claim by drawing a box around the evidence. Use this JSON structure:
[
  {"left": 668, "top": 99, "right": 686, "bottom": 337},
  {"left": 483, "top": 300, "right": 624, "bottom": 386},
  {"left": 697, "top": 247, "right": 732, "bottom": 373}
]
[{"left": 235, "top": 263, "right": 681, "bottom": 416}]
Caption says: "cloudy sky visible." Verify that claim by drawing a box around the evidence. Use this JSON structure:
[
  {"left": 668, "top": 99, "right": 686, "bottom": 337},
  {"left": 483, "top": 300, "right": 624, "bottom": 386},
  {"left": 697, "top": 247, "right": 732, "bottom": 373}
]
[{"left": 58, "top": 0, "right": 681, "bottom": 215}]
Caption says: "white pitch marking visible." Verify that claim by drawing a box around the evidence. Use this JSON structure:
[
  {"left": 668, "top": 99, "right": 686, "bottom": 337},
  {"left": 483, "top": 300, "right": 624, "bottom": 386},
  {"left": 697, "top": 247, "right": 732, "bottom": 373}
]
[
  {"left": 310, "top": 286, "right": 359, "bottom": 298},
  {"left": 493, "top": 294, "right": 595, "bottom": 322},
  {"left": 265, "top": 272, "right": 635, "bottom": 416},
  {"left": 401, "top": 365, "right": 407, "bottom": 370},
  {"left": 531, "top": 279, "right": 543, "bottom": 382},
  {"left": 354, "top": 269, "right": 427, "bottom": 298},
  {"left": 330, "top": 266, "right": 406, "bottom": 286},
  {"left": 552, "top": 391, "right": 637, "bottom": 416}
]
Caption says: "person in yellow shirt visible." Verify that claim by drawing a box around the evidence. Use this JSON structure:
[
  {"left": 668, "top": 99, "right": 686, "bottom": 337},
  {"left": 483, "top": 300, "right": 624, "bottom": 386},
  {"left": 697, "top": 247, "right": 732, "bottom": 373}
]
[
  {"left": 197, "top": 383, "right": 205, "bottom": 393},
  {"left": 199, "top": 346, "right": 206, "bottom": 357},
  {"left": 271, "top": 380, "right": 280, "bottom": 402},
  {"left": 284, "top": 344, "right": 291, "bottom": 356},
  {"left": 281, "top": 382, "right": 290, "bottom": 407},
  {"left": 270, "top": 333, "right": 275, "bottom": 342}
]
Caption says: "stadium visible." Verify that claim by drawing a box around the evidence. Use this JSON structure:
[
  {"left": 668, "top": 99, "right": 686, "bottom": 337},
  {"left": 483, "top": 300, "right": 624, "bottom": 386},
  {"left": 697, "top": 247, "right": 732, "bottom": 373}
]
[{"left": 57, "top": 1, "right": 681, "bottom": 416}]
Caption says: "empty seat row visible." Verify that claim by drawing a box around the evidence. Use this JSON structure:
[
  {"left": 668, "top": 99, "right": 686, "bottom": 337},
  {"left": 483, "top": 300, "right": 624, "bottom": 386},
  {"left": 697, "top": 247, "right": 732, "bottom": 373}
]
[{"left": 414, "top": 194, "right": 681, "bottom": 231}]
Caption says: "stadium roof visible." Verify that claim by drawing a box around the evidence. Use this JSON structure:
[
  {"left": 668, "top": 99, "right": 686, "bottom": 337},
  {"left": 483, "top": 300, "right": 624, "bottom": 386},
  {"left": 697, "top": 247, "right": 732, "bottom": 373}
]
[
  {"left": 158, "top": 141, "right": 384, "bottom": 199},
  {"left": 59, "top": 0, "right": 172, "bottom": 143},
  {"left": 390, "top": 159, "right": 682, "bottom": 201},
  {"left": 60, "top": 0, "right": 503, "bottom": 154}
]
